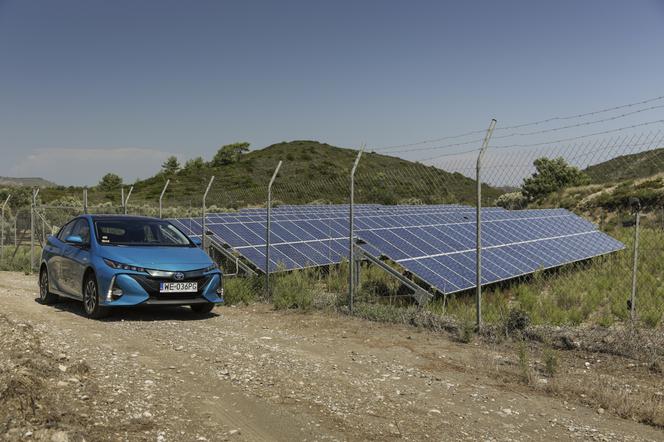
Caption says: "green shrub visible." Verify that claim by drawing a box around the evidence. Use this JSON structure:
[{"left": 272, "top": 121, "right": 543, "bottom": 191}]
[
  {"left": 517, "top": 340, "right": 534, "bottom": 385},
  {"left": 272, "top": 270, "right": 317, "bottom": 311},
  {"left": 358, "top": 264, "right": 400, "bottom": 302},
  {"left": 542, "top": 346, "right": 558, "bottom": 377},
  {"left": 504, "top": 308, "right": 530, "bottom": 335},
  {"left": 223, "top": 277, "right": 257, "bottom": 306},
  {"left": 325, "top": 261, "right": 348, "bottom": 295},
  {"left": 455, "top": 317, "right": 475, "bottom": 343}
]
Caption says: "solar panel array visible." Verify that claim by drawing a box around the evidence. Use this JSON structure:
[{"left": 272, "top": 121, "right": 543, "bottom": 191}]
[{"left": 170, "top": 204, "right": 624, "bottom": 295}]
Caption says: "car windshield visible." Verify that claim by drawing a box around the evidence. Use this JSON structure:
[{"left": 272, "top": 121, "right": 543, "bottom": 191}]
[{"left": 94, "top": 219, "right": 193, "bottom": 247}]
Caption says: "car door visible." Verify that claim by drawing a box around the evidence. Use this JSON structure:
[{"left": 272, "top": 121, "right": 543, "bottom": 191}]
[
  {"left": 48, "top": 220, "right": 76, "bottom": 294},
  {"left": 60, "top": 218, "right": 92, "bottom": 298}
]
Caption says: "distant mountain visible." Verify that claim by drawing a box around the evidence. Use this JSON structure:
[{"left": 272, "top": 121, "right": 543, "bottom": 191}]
[{"left": 0, "top": 176, "right": 56, "bottom": 188}]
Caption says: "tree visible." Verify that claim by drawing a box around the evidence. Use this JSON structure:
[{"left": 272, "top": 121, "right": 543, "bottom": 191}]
[
  {"left": 522, "top": 157, "right": 588, "bottom": 201},
  {"left": 495, "top": 191, "right": 527, "bottom": 209},
  {"left": 183, "top": 157, "right": 205, "bottom": 172},
  {"left": 211, "top": 142, "right": 250, "bottom": 167},
  {"left": 161, "top": 156, "right": 180, "bottom": 175},
  {"left": 98, "top": 173, "right": 123, "bottom": 191}
]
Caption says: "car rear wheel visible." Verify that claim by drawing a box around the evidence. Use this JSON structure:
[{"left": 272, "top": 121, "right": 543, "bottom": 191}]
[
  {"left": 39, "top": 267, "right": 59, "bottom": 305},
  {"left": 190, "top": 302, "right": 215, "bottom": 314},
  {"left": 83, "top": 274, "right": 110, "bottom": 319}
]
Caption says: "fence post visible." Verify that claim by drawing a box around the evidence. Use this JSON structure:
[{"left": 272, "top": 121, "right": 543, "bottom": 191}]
[
  {"left": 266, "top": 161, "right": 283, "bottom": 297},
  {"left": 30, "top": 188, "right": 40, "bottom": 273},
  {"left": 348, "top": 147, "right": 364, "bottom": 312},
  {"left": 83, "top": 188, "right": 88, "bottom": 214},
  {"left": 202, "top": 176, "right": 215, "bottom": 254},
  {"left": 159, "top": 179, "right": 170, "bottom": 219},
  {"left": 630, "top": 205, "right": 641, "bottom": 323},
  {"left": 124, "top": 185, "right": 134, "bottom": 215},
  {"left": 475, "top": 119, "right": 497, "bottom": 331},
  {"left": 1, "top": 194, "right": 10, "bottom": 263}
]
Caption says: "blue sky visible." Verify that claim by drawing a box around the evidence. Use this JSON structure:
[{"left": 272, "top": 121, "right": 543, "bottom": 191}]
[{"left": 1, "top": 0, "right": 663, "bottom": 185}]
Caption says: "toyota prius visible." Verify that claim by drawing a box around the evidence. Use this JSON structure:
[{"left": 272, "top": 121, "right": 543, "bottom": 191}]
[{"left": 39, "top": 215, "right": 223, "bottom": 318}]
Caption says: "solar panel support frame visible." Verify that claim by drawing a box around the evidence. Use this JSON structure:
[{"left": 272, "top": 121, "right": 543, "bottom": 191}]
[
  {"left": 211, "top": 237, "right": 257, "bottom": 277},
  {"left": 356, "top": 244, "right": 433, "bottom": 306}
]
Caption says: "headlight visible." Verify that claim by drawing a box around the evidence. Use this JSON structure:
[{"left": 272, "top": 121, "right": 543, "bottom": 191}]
[
  {"left": 103, "top": 258, "right": 146, "bottom": 273},
  {"left": 205, "top": 264, "right": 219, "bottom": 272}
]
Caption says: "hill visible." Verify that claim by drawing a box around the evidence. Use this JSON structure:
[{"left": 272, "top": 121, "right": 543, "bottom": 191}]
[
  {"left": 584, "top": 147, "right": 664, "bottom": 183},
  {"left": 0, "top": 176, "right": 56, "bottom": 188},
  {"left": 36, "top": 140, "right": 502, "bottom": 209},
  {"left": 132, "top": 140, "right": 502, "bottom": 208}
]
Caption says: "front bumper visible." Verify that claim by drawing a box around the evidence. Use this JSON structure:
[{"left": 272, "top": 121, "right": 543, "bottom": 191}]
[{"left": 98, "top": 270, "right": 223, "bottom": 307}]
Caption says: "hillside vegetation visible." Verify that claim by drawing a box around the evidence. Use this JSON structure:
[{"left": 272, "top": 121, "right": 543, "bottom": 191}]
[
  {"left": 585, "top": 147, "right": 664, "bottom": 184},
  {"left": 29, "top": 141, "right": 502, "bottom": 209}
]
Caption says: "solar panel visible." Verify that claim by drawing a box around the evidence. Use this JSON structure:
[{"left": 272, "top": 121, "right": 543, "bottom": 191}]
[
  {"left": 170, "top": 204, "right": 623, "bottom": 295},
  {"left": 356, "top": 209, "right": 624, "bottom": 294}
]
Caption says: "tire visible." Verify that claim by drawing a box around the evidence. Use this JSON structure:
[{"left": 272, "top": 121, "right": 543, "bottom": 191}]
[
  {"left": 82, "top": 273, "right": 110, "bottom": 319},
  {"left": 38, "top": 266, "right": 59, "bottom": 305},
  {"left": 190, "top": 302, "right": 215, "bottom": 314}
]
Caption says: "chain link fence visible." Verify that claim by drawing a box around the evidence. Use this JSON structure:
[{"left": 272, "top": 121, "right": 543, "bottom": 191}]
[{"left": 2, "top": 127, "right": 664, "bottom": 363}]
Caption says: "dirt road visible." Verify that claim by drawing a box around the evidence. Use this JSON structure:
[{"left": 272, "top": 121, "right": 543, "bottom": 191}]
[{"left": 1, "top": 271, "right": 662, "bottom": 441}]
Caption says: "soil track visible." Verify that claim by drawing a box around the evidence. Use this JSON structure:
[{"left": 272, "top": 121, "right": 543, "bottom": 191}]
[{"left": 0, "top": 271, "right": 662, "bottom": 441}]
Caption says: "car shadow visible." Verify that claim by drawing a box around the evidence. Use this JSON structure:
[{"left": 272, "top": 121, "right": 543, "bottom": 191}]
[{"left": 36, "top": 297, "right": 220, "bottom": 322}]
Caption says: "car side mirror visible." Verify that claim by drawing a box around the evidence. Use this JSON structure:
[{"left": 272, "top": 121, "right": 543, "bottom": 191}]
[
  {"left": 65, "top": 235, "right": 84, "bottom": 245},
  {"left": 191, "top": 237, "right": 202, "bottom": 246}
]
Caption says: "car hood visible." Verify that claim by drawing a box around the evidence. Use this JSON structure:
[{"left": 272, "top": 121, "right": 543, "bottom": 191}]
[{"left": 100, "top": 246, "right": 212, "bottom": 271}]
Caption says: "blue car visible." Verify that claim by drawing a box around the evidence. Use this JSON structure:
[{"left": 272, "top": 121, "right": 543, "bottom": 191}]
[{"left": 39, "top": 215, "right": 223, "bottom": 318}]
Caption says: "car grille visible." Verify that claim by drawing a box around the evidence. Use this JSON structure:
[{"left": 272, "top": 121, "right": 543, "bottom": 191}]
[{"left": 130, "top": 274, "right": 212, "bottom": 301}]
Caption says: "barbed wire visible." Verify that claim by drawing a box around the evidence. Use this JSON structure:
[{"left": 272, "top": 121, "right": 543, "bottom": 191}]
[{"left": 373, "top": 94, "right": 664, "bottom": 152}]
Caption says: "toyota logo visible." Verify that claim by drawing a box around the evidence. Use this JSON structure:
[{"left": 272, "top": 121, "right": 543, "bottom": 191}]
[{"left": 173, "top": 272, "right": 185, "bottom": 281}]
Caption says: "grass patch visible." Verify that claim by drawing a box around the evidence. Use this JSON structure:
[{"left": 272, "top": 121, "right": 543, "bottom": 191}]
[
  {"left": 223, "top": 276, "right": 260, "bottom": 305},
  {"left": 430, "top": 226, "right": 664, "bottom": 329},
  {"left": 542, "top": 345, "right": 558, "bottom": 377},
  {"left": 0, "top": 245, "right": 35, "bottom": 273},
  {"left": 517, "top": 340, "right": 534, "bottom": 385},
  {"left": 272, "top": 269, "right": 319, "bottom": 311}
]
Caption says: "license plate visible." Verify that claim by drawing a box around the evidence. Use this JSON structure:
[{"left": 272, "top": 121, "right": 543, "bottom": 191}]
[{"left": 159, "top": 282, "right": 198, "bottom": 293}]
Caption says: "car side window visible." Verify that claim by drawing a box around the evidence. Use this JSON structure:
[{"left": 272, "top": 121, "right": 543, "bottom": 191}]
[
  {"left": 71, "top": 219, "right": 91, "bottom": 245},
  {"left": 57, "top": 220, "right": 76, "bottom": 241}
]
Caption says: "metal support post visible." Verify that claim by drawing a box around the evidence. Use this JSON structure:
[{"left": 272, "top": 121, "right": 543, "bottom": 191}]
[
  {"left": 159, "top": 179, "right": 170, "bottom": 219},
  {"left": 475, "top": 119, "right": 497, "bottom": 331},
  {"left": 348, "top": 147, "right": 364, "bottom": 312},
  {"left": 266, "top": 161, "right": 282, "bottom": 297},
  {"left": 630, "top": 209, "right": 640, "bottom": 323},
  {"left": 83, "top": 188, "right": 88, "bottom": 214},
  {"left": 124, "top": 186, "right": 134, "bottom": 215},
  {"left": 30, "top": 188, "right": 40, "bottom": 273},
  {"left": 202, "top": 176, "right": 215, "bottom": 254},
  {"left": 1, "top": 194, "right": 10, "bottom": 262},
  {"left": 121, "top": 187, "right": 125, "bottom": 213}
]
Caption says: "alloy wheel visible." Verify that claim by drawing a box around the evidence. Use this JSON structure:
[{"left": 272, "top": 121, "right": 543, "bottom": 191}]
[
  {"left": 39, "top": 270, "right": 49, "bottom": 301},
  {"left": 84, "top": 279, "right": 97, "bottom": 314}
]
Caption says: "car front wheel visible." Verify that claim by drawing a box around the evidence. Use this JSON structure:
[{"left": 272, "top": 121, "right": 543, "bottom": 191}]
[
  {"left": 83, "top": 274, "right": 110, "bottom": 319},
  {"left": 39, "top": 267, "right": 59, "bottom": 305}
]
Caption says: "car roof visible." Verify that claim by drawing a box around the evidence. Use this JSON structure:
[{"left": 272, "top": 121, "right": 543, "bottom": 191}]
[{"left": 90, "top": 215, "right": 165, "bottom": 222}]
